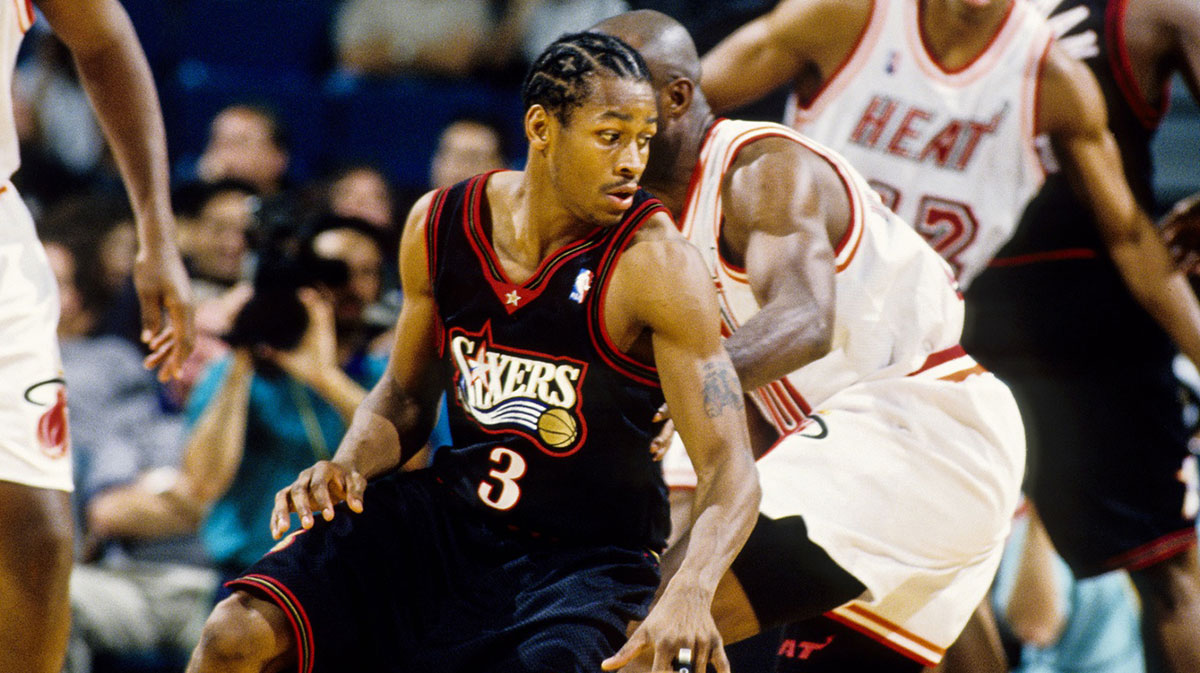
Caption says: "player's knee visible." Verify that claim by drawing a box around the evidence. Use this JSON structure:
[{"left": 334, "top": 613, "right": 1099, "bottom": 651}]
[{"left": 195, "top": 592, "right": 287, "bottom": 667}]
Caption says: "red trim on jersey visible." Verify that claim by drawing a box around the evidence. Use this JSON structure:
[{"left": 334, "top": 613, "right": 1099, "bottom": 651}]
[
  {"left": 909, "top": 345, "right": 967, "bottom": 376},
  {"left": 588, "top": 200, "right": 666, "bottom": 388},
  {"left": 987, "top": 248, "right": 1098, "bottom": 267},
  {"left": 826, "top": 606, "right": 943, "bottom": 666},
  {"left": 462, "top": 171, "right": 606, "bottom": 315},
  {"left": 1105, "top": 527, "right": 1198, "bottom": 572},
  {"left": 793, "top": 0, "right": 877, "bottom": 112},
  {"left": 678, "top": 121, "right": 722, "bottom": 233},
  {"left": 228, "top": 574, "right": 315, "bottom": 673},
  {"left": 1105, "top": 0, "right": 1168, "bottom": 129},
  {"left": 916, "top": 0, "right": 1016, "bottom": 76},
  {"left": 424, "top": 187, "right": 450, "bottom": 283}
]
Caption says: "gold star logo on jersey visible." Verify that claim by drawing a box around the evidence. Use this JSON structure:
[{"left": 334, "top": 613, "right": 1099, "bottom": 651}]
[{"left": 505, "top": 290, "right": 521, "bottom": 307}]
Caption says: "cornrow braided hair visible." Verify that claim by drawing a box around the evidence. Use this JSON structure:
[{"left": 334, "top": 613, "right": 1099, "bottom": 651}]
[{"left": 522, "top": 31, "right": 652, "bottom": 124}]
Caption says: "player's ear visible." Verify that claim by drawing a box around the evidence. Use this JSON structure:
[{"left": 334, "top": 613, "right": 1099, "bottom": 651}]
[
  {"left": 526, "top": 105, "right": 552, "bottom": 151},
  {"left": 664, "top": 78, "right": 694, "bottom": 119}
]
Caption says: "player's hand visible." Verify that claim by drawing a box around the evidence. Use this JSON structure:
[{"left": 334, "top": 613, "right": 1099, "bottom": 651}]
[
  {"left": 270, "top": 460, "right": 366, "bottom": 540},
  {"left": 133, "top": 235, "right": 195, "bottom": 382},
  {"left": 1163, "top": 192, "right": 1200, "bottom": 274},
  {"left": 602, "top": 582, "right": 729, "bottom": 673},
  {"left": 649, "top": 404, "right": 674, "bottom": 461}
]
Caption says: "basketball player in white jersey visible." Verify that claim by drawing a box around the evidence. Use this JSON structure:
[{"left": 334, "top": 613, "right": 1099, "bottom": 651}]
[
  {"left": 0, "top": 1, "right": 192, "bottom": 671},
  {"left": 700, "top": 2, "right": 1200, "bottom": 670},
  {"left": 594, "top": 12, "right": 1025, "bottom": 672},
  {"left": 699, "top": 0, "right": 1200, "bottom": 390}
]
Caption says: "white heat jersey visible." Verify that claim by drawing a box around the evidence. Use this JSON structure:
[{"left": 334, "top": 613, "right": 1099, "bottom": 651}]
[
  {"left": 679, "top": 118, "right": 972, "bottom": 436},
  {"left": 0, "top": 0, "right": 33, "bottom": 181},
  {"left": 786, "top": 0, "right": 1052, "bottom": 287}
]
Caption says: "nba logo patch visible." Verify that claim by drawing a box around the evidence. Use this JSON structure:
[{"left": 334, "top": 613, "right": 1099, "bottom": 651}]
[
  {"left": 885, "top": 50, "right": 899, "bottom": 75},
  {"left": 570, "top": 269, "right": 593, "bottom": 303}
]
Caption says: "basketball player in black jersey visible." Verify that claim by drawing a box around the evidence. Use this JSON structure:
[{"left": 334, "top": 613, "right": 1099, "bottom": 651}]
[
  {"left": 183, "top": 32, "right": 760, "bottom": 673},
  {"left": 965, "top": 1, "right": 1200, "bottom": 671}
]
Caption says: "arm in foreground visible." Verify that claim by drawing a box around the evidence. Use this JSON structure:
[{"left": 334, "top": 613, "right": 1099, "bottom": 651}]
[
  {"left": 603, "top": 219, "right": 761, "bottom": 673},
  {"left": 270, "top": 192, "right": 446, "bottom": 538},
  {"left": 38, "top": 0, "right": 193, "bottom": 379},
  {"left": 719, "top": 139, "right": 841, "bottom": 390}
]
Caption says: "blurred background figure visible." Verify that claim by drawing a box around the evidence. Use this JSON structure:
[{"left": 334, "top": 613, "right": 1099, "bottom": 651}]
[
  {"left": 194, "top": 104, "right": 289, "bottom": 198},
  {"left": 429, "top": 116, "right": 509, "bottom": 189}
]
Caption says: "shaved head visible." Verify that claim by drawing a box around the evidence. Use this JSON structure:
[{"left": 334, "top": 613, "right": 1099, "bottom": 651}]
[{"left": 592, "top": 10, "right": 701, "bottom": 87}]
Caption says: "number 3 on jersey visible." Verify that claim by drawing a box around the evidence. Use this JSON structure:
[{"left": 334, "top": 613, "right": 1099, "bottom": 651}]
[
  {"left": 477, "top": 447, "right": 526, "bottom": 510},
  {"left": 869, "top": 180, "right": 978, "bottom": 278}
]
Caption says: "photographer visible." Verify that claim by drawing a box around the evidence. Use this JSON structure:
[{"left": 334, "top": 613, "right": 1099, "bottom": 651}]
[{"left": 176, "top": 218, "right": 397, "bottom": 589}]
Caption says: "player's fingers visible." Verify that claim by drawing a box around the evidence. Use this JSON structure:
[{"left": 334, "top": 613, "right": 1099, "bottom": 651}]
[
  {"left": 649, "top": 640, "right": 670, "bottom": 673},
  {"left": 649, "top": 419, "right": 675, "bottom": 461},
  {"left": 289, "top": 480, "right": 316, "bottom": 530},
  {"left": 311, "top": 477, "right": 336, "bottom": 522},
  {"left": 346, "top": 471, "right": 367, "bottom": 513},
  {"left": 711, "top": 642, "right": 731, "bottom": 673},
  {"left": 652, "top": 403, "right": 669, "bottom": 423},
  {"left": 166, "top": 295, "right": 196, "bottom": 375},
  {"left": 601, "top": 629, "right": 647, "bottom": 671},
  {"left": 137, "top": 287, "right": 163, "bottom": 345},
  {"left": 271, "top": 489, "right": 293, "bottom": 540}
]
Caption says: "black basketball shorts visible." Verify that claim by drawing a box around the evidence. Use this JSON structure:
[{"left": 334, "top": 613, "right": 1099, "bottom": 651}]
[{"left": 229, "top": 469, "right": 660, "bottom": 673}]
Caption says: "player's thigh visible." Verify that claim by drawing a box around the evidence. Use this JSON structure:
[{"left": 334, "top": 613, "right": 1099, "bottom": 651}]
[{"left": 201, "top": 590, "right": 296, "bottom": 671}]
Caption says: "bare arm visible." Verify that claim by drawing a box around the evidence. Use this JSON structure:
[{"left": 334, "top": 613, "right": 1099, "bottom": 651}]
[
  {"left": 719, "top": 139, "right": 844, "bottom": 390},
  {"left": 270, "top": 192, "right": 446, "bottom": 538},
  {"left": 37, "top": 0, "right": 193, "bottom": 378},
  {"left": 1040, "top": 45, "right": 1200, "bottom": 368},
  {"left": 1005, "top": 506, "right": 1068, "bottom": 648},
  {"left": 700, "top": 0, "right": 868, "bottom": 114},
  {"left": 603, "top": 216, "right": 760, "bottom": 673},
  {"left": 176, "top": 349, "right": 255, "bottom": 506}
]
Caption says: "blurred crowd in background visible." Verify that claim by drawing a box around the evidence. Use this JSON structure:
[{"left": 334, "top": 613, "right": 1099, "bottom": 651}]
[{"left": 13, "top": 1, "right": 1198, "bottom": 672}]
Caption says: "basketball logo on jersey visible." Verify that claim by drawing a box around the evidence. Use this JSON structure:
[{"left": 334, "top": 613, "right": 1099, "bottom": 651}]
[
  {"left": 569, "top": 269, "right": 593, "bottom": 303},
  {"left": 24, "top": 378, "right": 70, "bottom": 459},
  {"left": 449, "top": 323, "right": 588, "bottom": 456},
  {"left": 850, "top": 97, "right": 1008, "bottom": 171}
]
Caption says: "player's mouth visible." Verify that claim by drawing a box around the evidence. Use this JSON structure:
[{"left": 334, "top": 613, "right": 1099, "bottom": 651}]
[{"left": 605, "top": 184, "right": 637, "bottom": 209}]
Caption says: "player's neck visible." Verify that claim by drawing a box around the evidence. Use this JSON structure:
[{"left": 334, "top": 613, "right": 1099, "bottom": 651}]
[
  {"left": 498, "top": 169, "right": 595, "bottom": 268},
  {"left": 640, "top": 110, "right": 714, "bottom": 218},
  {"left": 918, "top": 0, "right": 1011, "bottom": 71}
]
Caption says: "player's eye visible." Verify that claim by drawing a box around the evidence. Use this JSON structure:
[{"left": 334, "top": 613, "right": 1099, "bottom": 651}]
[{"left": 598, "top": 131, "right": 619, "bottom": 144}]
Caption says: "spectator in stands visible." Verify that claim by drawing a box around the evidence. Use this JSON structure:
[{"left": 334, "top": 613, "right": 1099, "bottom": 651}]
[
  {"left": 185, "top": 179, "right": 258, "bottom": 304},
  {"left": 42, "top": 238, "right": 215, "bottom": 673},
  {"left": 181, "top": 220, "right": 400, "bottom": 591},
  {"left": 327, "top": 164, "right": 394, "bottom": 235},
  {"left": 195, "top": 104, "right": 289, "bottom": 198},
  {"left": 429, "top": 117, "right": 508, "bottom": 189}
]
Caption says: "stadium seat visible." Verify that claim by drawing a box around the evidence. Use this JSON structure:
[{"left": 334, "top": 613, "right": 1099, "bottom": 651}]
[
  {"left": 322, "top": 73, "right": 525, "bottom": 191},
  {"left": 164, "top": 60, "right": 325, "bottom": 184}
]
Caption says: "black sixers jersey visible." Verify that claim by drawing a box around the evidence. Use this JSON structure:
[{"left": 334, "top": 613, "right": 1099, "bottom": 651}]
[
  {"left": 964, "top": 0, "right": 1173, "bottom": 369},
  {"left": 424, "top": 172, "right": 670, "bottom": 551}
]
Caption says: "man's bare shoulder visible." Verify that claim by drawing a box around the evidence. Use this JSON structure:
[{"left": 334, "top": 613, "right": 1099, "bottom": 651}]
[
  {"left": 1037, "top": 42, "right": 1108, "bottom": 137},
  {"left": 722, "top": 136, "right": 849, "bottom": 242}
]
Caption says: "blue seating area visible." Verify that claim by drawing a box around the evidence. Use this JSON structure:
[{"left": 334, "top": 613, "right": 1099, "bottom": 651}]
[
  {"left": 126, "top": 0, "right": 525, "bottom": 190},
  {"left": 1151, "top": 75, "right": 1200, "bottom": 206}
]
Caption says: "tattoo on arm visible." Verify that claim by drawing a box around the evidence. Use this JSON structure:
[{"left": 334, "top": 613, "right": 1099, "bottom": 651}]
[{"left": 702, "top": 362, "right": 745, "bottom": 418}]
